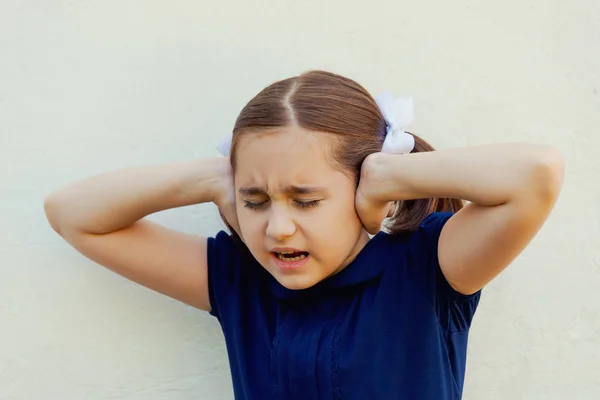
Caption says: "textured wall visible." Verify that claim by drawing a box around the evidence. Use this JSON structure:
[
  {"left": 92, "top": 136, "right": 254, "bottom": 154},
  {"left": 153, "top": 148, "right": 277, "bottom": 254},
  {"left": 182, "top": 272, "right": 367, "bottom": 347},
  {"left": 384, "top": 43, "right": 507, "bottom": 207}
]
[{"left": 1, "top": 1, "right": 599, "bottom": 399}]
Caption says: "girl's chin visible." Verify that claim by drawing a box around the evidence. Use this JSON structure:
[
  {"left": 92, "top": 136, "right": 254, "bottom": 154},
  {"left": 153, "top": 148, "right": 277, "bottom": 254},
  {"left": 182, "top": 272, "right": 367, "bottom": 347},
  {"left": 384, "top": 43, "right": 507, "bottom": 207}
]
[{"left": 275, "top": 275, "right": 321, "bottom": 291}]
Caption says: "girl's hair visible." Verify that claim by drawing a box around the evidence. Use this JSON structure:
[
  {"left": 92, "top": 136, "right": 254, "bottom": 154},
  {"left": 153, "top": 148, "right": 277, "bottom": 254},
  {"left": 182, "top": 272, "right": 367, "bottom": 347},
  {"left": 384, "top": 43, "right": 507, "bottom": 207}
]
[{"left": 222, "top": 70, "right": 463, "bottom": 240}]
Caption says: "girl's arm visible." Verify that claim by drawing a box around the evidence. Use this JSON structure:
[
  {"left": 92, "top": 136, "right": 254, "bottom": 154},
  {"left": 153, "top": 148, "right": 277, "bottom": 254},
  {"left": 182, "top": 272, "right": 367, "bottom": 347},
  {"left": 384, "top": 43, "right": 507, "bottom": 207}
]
[
  {"left": 360, "top": 143, "right": 565, "bottom": 295},
  {"left": 44, "top": 157, "right": 234, "bottom": 310}
]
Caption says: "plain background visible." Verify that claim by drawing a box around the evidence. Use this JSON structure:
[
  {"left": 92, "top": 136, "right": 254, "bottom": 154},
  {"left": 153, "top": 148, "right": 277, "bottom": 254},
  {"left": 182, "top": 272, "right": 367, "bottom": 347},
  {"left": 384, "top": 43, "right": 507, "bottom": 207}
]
[{"left": 2, "top": 1, "right": 599, "bottom": 399}]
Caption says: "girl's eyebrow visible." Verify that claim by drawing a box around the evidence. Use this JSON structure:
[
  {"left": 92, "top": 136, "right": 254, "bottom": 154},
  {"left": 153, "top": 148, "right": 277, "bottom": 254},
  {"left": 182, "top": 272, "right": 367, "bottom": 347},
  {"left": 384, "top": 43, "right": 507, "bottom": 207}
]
[{"left": 238, "top": 185, "right": 327, "bottom": 196}]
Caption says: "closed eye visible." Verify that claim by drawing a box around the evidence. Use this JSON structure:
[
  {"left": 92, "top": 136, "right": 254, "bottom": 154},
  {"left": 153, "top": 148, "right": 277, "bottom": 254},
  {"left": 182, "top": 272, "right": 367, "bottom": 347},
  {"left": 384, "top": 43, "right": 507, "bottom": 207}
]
[
  {"left": 294, "top": 200, "right": 320, "bottom": 208},
  {"left": 243, "top": 199, "right": 320, "bottom": 210},
  {"left": 243, "top": 200, "right": 268, "bottom": 210}
]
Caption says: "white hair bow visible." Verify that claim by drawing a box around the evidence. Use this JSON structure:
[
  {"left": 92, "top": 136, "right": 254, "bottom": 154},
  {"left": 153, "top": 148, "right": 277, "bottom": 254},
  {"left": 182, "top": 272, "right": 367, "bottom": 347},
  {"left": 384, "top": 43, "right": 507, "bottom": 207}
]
[
  {"left": 215, "top": 92, "right": 415, "bottom": 156},
  {"left": 374, "top": 92, "right": 415, "bottom": 154},
  {"left": 216, "top": 133, "right": 233, "bottom": 157}
]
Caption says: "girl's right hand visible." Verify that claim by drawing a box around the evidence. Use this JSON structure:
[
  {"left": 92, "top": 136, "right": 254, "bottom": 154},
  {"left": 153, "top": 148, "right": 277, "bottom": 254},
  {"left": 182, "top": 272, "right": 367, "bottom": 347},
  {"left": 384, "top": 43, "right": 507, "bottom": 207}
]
[{"left": 213, "top": 158, "right": 241, "bottom": 237}]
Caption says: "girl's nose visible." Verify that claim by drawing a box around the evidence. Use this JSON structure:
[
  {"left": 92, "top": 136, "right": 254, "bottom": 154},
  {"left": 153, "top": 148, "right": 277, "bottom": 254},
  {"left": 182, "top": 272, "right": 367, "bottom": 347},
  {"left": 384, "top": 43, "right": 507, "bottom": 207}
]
[{"left": 266, "top": 207, "right": 296, "bottom": 240}]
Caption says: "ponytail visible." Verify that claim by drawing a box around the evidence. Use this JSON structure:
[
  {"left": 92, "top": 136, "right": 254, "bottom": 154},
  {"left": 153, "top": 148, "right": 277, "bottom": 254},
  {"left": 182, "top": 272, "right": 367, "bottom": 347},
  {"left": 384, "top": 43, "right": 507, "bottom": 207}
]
[{"left": 383, "top": 133, "right": 464, "bottom": 235}]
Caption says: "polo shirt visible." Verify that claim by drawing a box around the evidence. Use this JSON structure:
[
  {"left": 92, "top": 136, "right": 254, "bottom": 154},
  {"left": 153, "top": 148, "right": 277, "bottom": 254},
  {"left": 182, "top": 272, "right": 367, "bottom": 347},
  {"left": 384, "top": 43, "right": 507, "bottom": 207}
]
[{"left": 207, "top": 212, "right": 481, "bottom": 399}]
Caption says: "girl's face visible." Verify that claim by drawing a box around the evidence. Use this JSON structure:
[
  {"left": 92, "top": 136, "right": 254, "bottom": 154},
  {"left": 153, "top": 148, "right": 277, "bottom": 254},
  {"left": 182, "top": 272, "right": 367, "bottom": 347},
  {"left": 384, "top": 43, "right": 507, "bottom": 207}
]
[{"left": 234, "top": 127, "right": 370, "bottom": 290}]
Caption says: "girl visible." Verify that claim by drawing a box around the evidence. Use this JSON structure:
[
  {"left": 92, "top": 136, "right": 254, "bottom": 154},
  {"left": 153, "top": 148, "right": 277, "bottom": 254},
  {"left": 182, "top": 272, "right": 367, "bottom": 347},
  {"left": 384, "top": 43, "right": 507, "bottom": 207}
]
[{"left": 44, "top": 70, "right": 564, "bottom": 399}]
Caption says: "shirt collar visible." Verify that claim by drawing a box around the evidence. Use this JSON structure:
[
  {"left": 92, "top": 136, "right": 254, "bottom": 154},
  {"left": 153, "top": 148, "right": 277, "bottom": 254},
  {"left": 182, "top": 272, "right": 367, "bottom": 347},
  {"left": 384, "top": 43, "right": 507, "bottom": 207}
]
[{"left": 268, "top": 232, "right": 393, "bottom": 301}]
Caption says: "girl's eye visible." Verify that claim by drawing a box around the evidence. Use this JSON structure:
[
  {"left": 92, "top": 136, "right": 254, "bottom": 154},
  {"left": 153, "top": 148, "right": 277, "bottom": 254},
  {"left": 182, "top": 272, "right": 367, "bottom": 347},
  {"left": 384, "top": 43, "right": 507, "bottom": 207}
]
[
  {"left": 243, "top": 199, "right": 320, "bottom": 210},
  {"left": 243, "top": 201, "right": 268, "bottom": 210},
  {"left": 294, "top": 200, "right": 320, "bottom": 209}
]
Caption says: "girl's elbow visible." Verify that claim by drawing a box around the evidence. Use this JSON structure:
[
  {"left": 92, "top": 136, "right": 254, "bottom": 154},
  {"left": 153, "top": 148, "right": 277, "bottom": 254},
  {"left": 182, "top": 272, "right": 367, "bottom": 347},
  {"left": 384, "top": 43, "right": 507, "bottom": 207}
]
[
  {"left": 529, "top": 145, "right": 565, "bottom": 203},
  {"left": 44, "top": 194, "right": 64, "bottom": 235}
]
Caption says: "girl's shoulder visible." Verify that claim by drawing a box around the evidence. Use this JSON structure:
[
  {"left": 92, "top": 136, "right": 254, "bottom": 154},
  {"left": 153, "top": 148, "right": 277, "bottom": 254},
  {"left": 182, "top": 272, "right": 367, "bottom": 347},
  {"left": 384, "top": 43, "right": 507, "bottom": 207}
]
[
  {"left": 206, "top": 231, "right": 265, "bottom": 320},
  {"left": 372, "top": 211, "right": 454, "bottom": 258},
  {"left": 378, "top": 211, "right": 480, "bottom": 300}
]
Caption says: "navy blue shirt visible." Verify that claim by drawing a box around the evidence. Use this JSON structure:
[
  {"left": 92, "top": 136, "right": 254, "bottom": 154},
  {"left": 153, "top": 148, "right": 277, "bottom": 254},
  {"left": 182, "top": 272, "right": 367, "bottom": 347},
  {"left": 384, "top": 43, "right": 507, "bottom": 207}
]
[{"left": 207, "top": 212, "right": 481, "bottom": 399}]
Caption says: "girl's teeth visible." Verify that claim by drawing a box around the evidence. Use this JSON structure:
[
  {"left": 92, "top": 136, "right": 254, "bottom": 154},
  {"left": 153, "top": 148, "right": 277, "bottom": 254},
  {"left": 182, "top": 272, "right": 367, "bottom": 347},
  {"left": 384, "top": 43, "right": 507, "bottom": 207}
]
[{"left": 276, "top": 253, "right": 307, "bottom": 261}]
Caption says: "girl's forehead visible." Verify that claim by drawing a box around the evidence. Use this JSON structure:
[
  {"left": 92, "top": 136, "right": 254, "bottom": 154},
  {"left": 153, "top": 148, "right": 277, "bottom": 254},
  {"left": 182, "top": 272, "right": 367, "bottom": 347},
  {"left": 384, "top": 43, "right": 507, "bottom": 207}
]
[
  {"left": 235, "top": 128, "right": 341, "bottom": 185},
  {"left": 237, "top": 126, "right": 334, "bottom": 154}
]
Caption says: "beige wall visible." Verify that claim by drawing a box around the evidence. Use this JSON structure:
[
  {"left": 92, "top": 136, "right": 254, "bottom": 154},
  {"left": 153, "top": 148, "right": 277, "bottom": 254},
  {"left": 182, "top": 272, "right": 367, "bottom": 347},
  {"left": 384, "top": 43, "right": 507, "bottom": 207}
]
[{"left": 2, "top": 1, "right": 598, "bottom": 399}]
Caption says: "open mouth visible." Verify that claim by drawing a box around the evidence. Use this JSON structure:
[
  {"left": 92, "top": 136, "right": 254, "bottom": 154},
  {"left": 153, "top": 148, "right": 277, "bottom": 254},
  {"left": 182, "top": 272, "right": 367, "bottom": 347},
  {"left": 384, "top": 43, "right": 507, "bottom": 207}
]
[{"left": 274, "top": 251, "right": 309, "bottom": 262}]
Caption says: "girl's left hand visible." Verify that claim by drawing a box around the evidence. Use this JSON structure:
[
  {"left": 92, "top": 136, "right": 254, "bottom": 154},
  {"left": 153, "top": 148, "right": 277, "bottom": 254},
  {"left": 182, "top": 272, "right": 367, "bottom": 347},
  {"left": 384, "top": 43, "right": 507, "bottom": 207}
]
[
  {"left": 355, "top": 153, "right": 395, "bottom": 234},
  {"left": 355, "top": 187, "right": 394, "bottom": 234}
]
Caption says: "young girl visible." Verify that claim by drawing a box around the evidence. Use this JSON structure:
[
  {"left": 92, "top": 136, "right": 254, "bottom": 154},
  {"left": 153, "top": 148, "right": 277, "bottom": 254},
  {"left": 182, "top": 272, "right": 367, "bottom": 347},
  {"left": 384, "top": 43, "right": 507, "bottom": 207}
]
[{"left": 44, "top": 70, "right": 564, "bottom": 399}]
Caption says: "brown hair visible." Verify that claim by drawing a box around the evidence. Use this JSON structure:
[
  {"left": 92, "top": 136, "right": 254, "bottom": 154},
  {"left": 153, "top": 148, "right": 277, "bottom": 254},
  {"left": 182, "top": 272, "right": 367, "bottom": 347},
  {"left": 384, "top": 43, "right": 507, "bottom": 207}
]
[{"left": 223, "top": 70, "right": 463, "bottom": 239}]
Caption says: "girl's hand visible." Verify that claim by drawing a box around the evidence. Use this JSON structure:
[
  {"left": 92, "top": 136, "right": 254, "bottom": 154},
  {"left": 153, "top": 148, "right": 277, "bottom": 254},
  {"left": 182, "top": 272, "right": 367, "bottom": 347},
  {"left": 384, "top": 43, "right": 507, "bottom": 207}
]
[
  {"left": 355, "top": 153, "right": 395, "bottom": 235},
  {"left": 212, "top": 159, "right": 241, "bottom": 237},
  {"left": 355, "top": 187, "right": 393, "bottom": 235}
]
